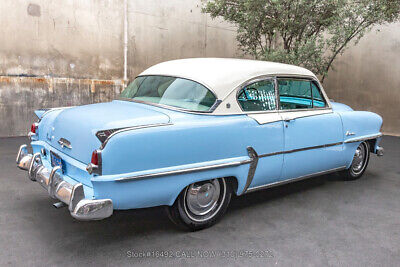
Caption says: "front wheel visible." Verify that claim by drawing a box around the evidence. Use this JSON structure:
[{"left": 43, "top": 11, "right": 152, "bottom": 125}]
[
  {"left": 340, "top": 141, "right": 370, "bottom": 180},
  {"left": 167, "top": 178, "right": 232, "bottom": 231}
]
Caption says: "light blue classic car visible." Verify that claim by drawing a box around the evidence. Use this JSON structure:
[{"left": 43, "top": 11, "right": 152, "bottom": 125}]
[{"left": 16, "top": 58, "right": 384, "bottom": 230}]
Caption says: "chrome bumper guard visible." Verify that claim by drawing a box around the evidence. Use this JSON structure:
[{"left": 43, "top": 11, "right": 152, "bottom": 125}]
[
  {"left": 376, "top": 146, "right": 384, "bottom": 157},
  {"left": 16, "top": 144, "right": 113, "bottom": 220}
]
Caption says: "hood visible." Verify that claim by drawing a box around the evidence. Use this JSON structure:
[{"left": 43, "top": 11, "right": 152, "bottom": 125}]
[{"left": 38, "top": 100, "right": 170, "bottom": 163}]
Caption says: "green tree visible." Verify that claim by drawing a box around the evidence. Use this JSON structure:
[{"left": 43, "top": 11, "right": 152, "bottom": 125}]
[{"left": 203, "top": 0, "right": 400, "bottom": 82}]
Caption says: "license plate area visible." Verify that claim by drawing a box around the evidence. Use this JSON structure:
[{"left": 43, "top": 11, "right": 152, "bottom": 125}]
[{"left": 50, "top": 151, "right": 64, "bottom": 172}]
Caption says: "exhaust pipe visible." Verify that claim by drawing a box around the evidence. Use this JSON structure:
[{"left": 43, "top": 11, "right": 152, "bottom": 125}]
[{"left": 53, "top": 202, "right": 67, "bottom": 209}]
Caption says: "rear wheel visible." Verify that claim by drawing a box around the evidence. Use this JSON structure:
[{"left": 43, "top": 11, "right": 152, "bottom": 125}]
[
  {"left": 340, "top": 141, "right": 370, "bottom": 180},
  {"left": 167, "top": 177, "right": 232, "bottom": 231}
]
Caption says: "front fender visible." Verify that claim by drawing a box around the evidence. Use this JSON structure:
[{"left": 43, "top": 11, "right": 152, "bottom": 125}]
[{"left": 338, "top": 110, "right": 383, "bottom": 168}]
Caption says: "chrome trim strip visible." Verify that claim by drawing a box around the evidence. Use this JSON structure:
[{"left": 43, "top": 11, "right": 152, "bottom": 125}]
[
  {"left": 241, "top": 147, "right": 259, "bottom": 194},
  {"left": 96, "top": 149, "right": 102, "bottom": 175},
  {"left": 115, "top": 159, "right": 253, "bottom": 182},
  {"left": 247, "top": 109, "right": 332, "bottom": 125},
  {"left": 100, "top": 123, "right": 173, "bottom": 149},
  {"left": 259, "top": 142, "right": 343, "bottom": 158},
  {"left": 344, "top": 133, "right": 382, "bottom": 144},
  {"left": 247, "top": 113, "right": 282, "bottom": 125},
  {"left": 209, "top": 99, "right": 222, "bottom": 112},
  {"left": 278, "top": 107, "right": 332, "bottom": 113},
  {"left": 245, "top": 166, "right": 347, "bottom": 193},
  {"left": 123, "top": 98, "right": 222, "bottom": 114},
  {"left": 116, "top": 142, "right": 344, "bottom": 182}
]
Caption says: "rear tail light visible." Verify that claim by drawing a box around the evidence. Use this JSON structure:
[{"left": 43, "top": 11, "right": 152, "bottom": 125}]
[
  {"left": 87, "top": 149, "right": 102, "bottom": 175},
  {"left": 91, "top": 150, "right": 99, "bottom": 165},
  {"left": 30, "top": 123, "right": 38, "bottom": 134}
]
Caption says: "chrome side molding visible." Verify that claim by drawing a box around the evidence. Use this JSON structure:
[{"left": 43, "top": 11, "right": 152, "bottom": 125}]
[
  {"left": 245, "top": 166, "right": 347, "bottom": 193},
  {"left": 115, "top": 135, "right": 383, "bottom": 183},
  {"left": 241, "top": 147, "right": 259, "bottom": 194},
  {"left": 344, "top": 133, "right": 382, "bottom": 143},
  {"left": 116, "top": 158, "right": 252, "bottom": 182}
]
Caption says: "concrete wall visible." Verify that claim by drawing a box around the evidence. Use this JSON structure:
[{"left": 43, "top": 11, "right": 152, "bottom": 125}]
[
  {"left": 323, "top": 23, "right": 400, "bottom": 136},
  {"left": 0, "top": 0, "right": 239, "bottom": 137},
  {"left": 126, "top": 0, "right": 239, "bottom": 78},
  {"left": 0, "top": 0, "right": 124, "bottom": 79},
  {"left": 0, "top": 1, "right": 398, "bottom": 137}
]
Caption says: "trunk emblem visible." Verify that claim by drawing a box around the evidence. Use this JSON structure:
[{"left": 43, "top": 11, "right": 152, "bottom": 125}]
[{"left": 58, "top": 138, "right": 72, "bottom": 149}]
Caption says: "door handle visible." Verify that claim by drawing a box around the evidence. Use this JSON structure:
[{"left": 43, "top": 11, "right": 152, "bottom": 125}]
[{"left": 283, "top": 117, "right": 294, "bottom": 122}]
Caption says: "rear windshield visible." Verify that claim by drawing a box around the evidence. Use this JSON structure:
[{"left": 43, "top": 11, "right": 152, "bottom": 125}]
[{"left": 120, "top": 76, "right": 217, "bottom": 112}]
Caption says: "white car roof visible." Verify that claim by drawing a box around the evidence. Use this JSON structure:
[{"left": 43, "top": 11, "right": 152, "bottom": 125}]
[{"left": 139, "top": 58, "right": 317, "bottom": 99}]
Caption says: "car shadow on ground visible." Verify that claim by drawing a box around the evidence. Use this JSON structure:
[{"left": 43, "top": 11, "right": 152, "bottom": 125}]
[
  {"left": 229, "top": 173, "right": 343, "bottom": 211},
  {"left": 25, "top": 172, "right": 346, "bottom": 249}
]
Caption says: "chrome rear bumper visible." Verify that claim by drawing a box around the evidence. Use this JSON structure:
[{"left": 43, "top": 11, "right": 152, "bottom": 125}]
[{"left": 16, "top": 144, "right": 113, "bottom": 220}]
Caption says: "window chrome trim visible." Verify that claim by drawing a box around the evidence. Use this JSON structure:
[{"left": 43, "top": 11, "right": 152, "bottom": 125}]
[
  {"left": 278, "top": 107, "right": 332, "bottom": 113},
  {"left": 233, "top": 74, "right": 331, "bottom": 116},
  {"left": 119, "top": 74, "right": 331, "bottom": 116},
  {"left": 121, "top": 98, "right": 222, "bottom": 115},
  {"left": 278, "top": 109, "right": 333, "bottom": 122},
  {"left": 247, "top": 109, "right": 332, "bottom": 125}
]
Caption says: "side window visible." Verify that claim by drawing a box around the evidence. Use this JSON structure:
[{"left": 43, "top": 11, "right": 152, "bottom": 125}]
[
  {"left": 311, "top": 82, "right": 326, "bottom": 108},
  {"left": 238, "top": 80, "right": 276, "bottom": 112},
  {"left": 278, "top": 79, "right": 326, "bottom": 110}
]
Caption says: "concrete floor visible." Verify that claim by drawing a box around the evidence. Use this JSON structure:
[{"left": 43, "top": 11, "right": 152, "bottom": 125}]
[{"left": 0, "top": 136, "right": 399, "bottom": 266}]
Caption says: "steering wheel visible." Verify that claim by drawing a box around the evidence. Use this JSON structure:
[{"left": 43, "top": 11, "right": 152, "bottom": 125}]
[{"left": 244, "top": 87, "right": 261, "bottom": 101}]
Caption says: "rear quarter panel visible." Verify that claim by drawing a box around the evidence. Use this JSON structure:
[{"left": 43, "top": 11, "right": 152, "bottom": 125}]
[{"left": 92, "top": 113, "right": 284, "bottom": 209}]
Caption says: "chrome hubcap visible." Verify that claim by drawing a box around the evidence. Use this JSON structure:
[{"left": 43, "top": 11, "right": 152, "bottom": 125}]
[
  {"left": 351, "top": 143, "right": 366, "bottom": 174},
  {"left": 186, "top": 179, "right": 220, "bottom": 216}
]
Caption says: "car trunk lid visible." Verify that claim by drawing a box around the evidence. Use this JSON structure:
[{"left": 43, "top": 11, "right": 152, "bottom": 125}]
[{"left": 42, "top": 100, "right": 170, "bottom": 164}]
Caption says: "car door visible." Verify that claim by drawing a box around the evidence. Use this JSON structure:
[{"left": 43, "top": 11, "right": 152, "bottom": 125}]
[
  {"left": 237, "top": 77, "right": 285, "bottom": 188},
  {"left": 277, "top": 77, "right": 344, "bottom": 180}
]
